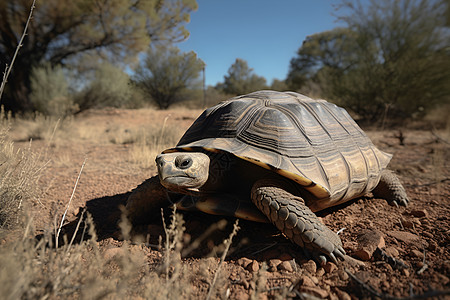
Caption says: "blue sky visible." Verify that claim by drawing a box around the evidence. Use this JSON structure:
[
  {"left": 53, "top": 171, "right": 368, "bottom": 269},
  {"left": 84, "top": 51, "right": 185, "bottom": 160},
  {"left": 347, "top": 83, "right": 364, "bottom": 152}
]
[{"left": 177, "top": 0, "right": 344, "bottom": 87}]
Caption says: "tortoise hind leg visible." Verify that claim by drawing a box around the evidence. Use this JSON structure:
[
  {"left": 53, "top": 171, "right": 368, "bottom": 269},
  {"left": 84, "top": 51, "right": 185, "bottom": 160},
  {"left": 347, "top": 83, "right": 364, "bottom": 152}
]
[
  {"left": 372, "top": 170, "right": 409, "bottom": 207},
  {"left": 251, "top": 179, "right": 346, "bottom": 264}
]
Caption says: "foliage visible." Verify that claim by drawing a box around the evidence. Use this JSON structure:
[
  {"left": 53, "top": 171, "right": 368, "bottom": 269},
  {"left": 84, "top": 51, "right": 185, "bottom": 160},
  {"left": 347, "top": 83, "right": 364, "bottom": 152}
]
[
  {"left": 30, "top": 63, "right": 78, "bottom": 117},
  {"left": 134, "top": 46, "right": 204, "bottom": 109},
  {"left": 270, "top": 79, "right": 288, "bottom": 92},
  {"left": 287, "top": 0, "right": 450, "bottom": 122},
  {"left": 0, "top": 0, "right": 197, "bottom": 113},
  {"left": 217, "top": 58, "right": 267, "bottom": 95},
  {"left": 0, "top": 114, "right": 44, "bottom": 229},
  {"left": 75, "top": 63, "right": 134, "bottom": 111}
]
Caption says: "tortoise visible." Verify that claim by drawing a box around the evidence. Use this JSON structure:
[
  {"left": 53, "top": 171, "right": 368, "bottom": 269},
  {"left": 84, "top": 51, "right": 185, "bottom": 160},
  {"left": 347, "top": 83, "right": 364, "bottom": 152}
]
[{"left": 126, "top": 90, "right": 409, "bottom": 263}]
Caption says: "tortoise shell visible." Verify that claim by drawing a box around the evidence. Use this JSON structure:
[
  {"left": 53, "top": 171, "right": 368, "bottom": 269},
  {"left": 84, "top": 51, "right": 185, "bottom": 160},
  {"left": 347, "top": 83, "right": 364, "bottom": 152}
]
[{"left": 164, "top": 91, "right": 392, "bottom": 211}]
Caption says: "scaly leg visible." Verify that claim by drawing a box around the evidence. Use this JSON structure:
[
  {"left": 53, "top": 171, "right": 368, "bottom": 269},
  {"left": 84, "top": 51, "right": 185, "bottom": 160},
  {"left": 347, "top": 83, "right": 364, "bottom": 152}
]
[
  {"left": 372, "top": 169, "right": 409, "bottom": 207},
  {"left": 251, "top": 179, "right": 346, "bottom": 264}
]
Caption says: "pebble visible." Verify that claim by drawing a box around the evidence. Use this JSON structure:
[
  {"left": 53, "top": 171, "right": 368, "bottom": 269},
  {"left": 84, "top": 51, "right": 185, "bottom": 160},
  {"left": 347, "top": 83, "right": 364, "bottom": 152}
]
[
  {"left": 268, "top": 259, "right": 281, "bottom": 272},
  {"left": 302, "top": 260, "right": 317, "bottom": 274},
  {"left": 338, "top": 269, "right": 349, "bottom": 281},
  {"left": 422, "top": 231, "right": 433, "bottom": 239},
  {"left": 237, "top": 257, "right": 252, "bottom": 268},
  {"left": 401, "top": 219, "right": 414, "bottom": 228},
  {"left": 316, "top": 267, "right": 325, "bottom": 277},
  {"left": 353, "top": 230, "right": 385, "bottom": 261},
  {"left": 298, "top": 275, "right": 316, "bottom": 287},
  {"left": 402, "top": 269, "right": 410, "bottom": 277},
  {"left": 279, "top": 260, "right": 294, "bottom": 272},
  {"left": 410, "top": 209, "right": 428, "bottom": 218},
  {"left": 324, "top": 262, "right": 337, "bottom": 273},
  {"left": 246, "top": 260, "right": 259, "bottom": 273},
  {"left": 299, "top": 286, "right": 329, "bottom": 299},
  {"left": 384, "top": 246, "right": 399, "bottom": 257},
  {"left": 410, "top": 249, "right": 425, "bottom": 260},
  {"left": 335, "top": 288, "right": 351, "bottom": 300},
  {"left": 388, "top": 230, "right": 421, "bottom": 245}
]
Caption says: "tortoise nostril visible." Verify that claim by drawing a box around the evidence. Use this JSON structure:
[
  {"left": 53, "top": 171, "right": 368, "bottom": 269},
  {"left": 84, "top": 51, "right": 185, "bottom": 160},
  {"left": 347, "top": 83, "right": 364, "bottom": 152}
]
[{"left": 175, "top": 155, "right": 193, "bottom": 169}]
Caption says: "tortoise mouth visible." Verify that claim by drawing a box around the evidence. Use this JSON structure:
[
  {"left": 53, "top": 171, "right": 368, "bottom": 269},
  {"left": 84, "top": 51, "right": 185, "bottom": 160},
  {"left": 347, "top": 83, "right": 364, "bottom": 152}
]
[{"left": 160, "top": 175, "right": 202, "bottom": 193}]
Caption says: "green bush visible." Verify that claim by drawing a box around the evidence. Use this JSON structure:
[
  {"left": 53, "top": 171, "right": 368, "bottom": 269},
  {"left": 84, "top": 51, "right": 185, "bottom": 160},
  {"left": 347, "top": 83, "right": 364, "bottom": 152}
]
[
  {"left": 75, "top": 63, "right": 135, "bottom": 111},
  {"left": 30, "top": 64, "right": 78, "bottom": 117}
]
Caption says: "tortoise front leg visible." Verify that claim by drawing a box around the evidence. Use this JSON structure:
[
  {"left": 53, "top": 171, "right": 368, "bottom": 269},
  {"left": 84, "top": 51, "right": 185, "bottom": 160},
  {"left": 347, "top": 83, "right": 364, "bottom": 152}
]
[
  {"left": 251, "top": 179, "right": 346, "bottom": 264},
  {"left": 126, "top": 175, "right": 184, "bottom": 224}
]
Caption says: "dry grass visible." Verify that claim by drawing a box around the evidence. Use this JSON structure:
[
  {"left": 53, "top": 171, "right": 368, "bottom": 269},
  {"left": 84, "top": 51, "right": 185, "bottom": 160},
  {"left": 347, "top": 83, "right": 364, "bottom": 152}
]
[
  {"left": 0, "top": 113, "right": 47, "bottom": 229},
  {"left": 128, "top": 121, "right": 182, "bottom": 169},
  {"left": 0, "top": 202, "right": 244, "bottom": 299}
]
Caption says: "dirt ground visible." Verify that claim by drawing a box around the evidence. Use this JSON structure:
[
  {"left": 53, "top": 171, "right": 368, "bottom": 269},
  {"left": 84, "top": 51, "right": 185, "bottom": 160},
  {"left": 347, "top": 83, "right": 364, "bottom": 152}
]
[{"left": 13, "top": 108, "right": 449, "bottom": 299}]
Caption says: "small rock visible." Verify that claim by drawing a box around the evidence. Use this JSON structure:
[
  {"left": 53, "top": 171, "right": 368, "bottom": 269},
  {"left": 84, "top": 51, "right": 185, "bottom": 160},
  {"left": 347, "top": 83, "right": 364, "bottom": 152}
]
[
  {"left": 344, "top": 255, "right": 367, "bottom": 267},
  {"left": 329, "top": 292, "right": 339, "bottom": 300},
  {"left": 246, "top": 260, "right": 259, "bottom": 273},
  {"left": 338, "top": 269, "right": 349, "bottom": 281},
  {"left": 324, "top": 262, "right": 337, "bottom": 273},
  {"left": 423, "top": 231, "right": 433, "bottom": 239},
  {"left": 279, "top": 260, "right": 294, "bottom": 272},
  {"left": 316, "top": 267, "right": 325, "bottom": 277},
  {"left": 237, "top": 257, "right": 252, "bottom": 268},
  {"left": 388, "top": 230, "right": 421, "bottom": 245},
  {"left": 310, "top": 276, "right": 319, "bottom": 285},
  {"left": 410, "top": 209, "right": 428, "bottom": 218},
  {"left": 298, "top": 275, "right": 316, "bottom": 287},
  {"left": 402, "top": 269, "right": 410, "bottom": 277},
  {"left": 384, "top": 246, "right": 399, "bottom": 257},
  {"left": 299, "top": 286, "right": 329, "bottom": 299},
  {"left": 302, "top": 260, "right": 317, "bottom": 274},
  {"left": 268, "top": 259, "right": 281, "bottom": 272},
  {"left": 353, "top": 230, "right": 385, "bottom": 261},
  {"left": 410, "top": 249, "right": 424, "bottom": 260},
  {"left": 401, "top": 219, "right": 414, "bottom": 228},
  {"left": 335, "top": 288, "right": 351, "bottom": 300}
]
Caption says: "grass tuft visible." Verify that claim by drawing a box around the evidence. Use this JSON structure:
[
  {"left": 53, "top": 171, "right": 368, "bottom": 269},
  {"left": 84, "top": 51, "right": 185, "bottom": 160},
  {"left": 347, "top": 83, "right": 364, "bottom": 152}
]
[{"left": 0, "top": 112, "right": 46, "bottom": 229}]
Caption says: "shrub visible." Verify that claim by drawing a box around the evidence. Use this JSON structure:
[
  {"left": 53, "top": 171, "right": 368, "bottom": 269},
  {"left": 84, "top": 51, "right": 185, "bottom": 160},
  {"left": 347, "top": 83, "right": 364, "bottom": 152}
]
[
  {"left": 30, "top": 64, "right": 78, "bottom": 117},
  {"left": 75, "top": 63, "right": 134, "bottom": 111}
]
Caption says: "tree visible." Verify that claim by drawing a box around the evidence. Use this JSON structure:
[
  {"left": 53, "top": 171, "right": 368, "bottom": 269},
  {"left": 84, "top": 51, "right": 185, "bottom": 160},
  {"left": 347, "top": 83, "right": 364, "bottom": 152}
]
[
  {"left": 0, "top": 0, "right": 197, "bottom": 113},
  {"left": 133, "top": 46, "right": 204, "bottom": 109},
  {"left": 288, "top": 0, "right": 450, "bottom": 122},
  {"left": 270, "top": 79, "right": 288, "bottom": 91},
  {"left": 218, "top": 58, "right": 267, "bottom": 95}
]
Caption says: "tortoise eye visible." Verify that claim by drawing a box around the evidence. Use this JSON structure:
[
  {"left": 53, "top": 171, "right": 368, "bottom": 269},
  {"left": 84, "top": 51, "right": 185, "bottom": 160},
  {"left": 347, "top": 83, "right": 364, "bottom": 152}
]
[{"left": 176, "top": 155, "right": 193, "bottom": 169}]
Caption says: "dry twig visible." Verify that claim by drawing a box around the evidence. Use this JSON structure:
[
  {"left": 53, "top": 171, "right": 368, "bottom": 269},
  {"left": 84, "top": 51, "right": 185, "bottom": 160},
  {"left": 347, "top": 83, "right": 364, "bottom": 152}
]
[{"left": 0, "top": 0, "right": 36, "bottom": 101}]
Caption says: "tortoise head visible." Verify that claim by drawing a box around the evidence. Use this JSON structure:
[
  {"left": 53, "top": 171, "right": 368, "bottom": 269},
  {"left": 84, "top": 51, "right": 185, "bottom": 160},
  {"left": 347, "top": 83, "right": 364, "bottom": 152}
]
[{"left": 156, "top": 152, "right": 210, "bottom": 194}]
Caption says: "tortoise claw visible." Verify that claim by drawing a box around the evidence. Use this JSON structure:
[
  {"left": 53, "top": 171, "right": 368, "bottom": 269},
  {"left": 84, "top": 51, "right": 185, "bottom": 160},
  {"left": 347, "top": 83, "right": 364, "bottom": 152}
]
[
  {"left": 328, "top": 252, "right": 338, "bottom": 264},
  {"left": 337, "top": 245, "right": 346, "bottom": 259}
]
